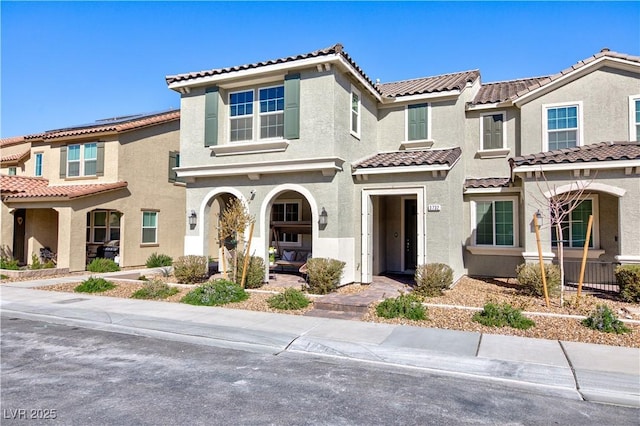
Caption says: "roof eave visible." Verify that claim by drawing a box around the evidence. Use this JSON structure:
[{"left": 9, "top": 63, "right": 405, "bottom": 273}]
[{"left": 512, "top": 159, "right": 640, "bottom": 173}]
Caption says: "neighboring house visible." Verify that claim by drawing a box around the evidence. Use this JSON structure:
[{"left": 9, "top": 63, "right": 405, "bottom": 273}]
[
  {"left": 0, "top": 110, "right": 185, "bottom": 272},
  {"left": 165, "top": 44, "right": 639, "bottom": 284}
]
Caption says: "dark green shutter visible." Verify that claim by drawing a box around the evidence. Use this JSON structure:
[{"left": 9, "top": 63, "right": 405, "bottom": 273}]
[
  {"left": 284, "top": 73, "right": 300, "bottom": 139},
  {"left": 168, "top": 151, "right": 182, "bottom": 183},
  {"left": 96, "top": 142, "right": 105, "bottom": 176},
  {"left": 59, "top": 146, "right": 67, "bottom": 178},
  {"left": 204, "top": 86, "right": 219, "bottom": 147},
  {"left": 483, "top": 114, "right": 503, "bottom": 150},
  {"left": 408, "top": 104, "right": 427, "bottom": 141}
]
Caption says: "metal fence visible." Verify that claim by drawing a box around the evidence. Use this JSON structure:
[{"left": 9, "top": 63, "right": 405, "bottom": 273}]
[{"left": 556, "top": 260, "right": 620, "bottom": 294}]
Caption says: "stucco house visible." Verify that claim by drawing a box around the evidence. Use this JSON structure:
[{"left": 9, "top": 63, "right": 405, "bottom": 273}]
[
  {"left": 1, "top": 110, "right": 186, "bottom": 272},
  {"left": 165, "top": 44, "right": 639, "bottom": 285}
]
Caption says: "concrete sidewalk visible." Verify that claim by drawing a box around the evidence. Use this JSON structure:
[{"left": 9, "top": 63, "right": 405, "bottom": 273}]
[{"left": 1, "top": 275, "right": 639, "bottom": 408}]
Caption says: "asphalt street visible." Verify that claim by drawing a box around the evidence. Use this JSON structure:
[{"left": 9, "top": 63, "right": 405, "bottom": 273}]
[{"left": 2, "top": 315, "right": 638, "bottom": 426}]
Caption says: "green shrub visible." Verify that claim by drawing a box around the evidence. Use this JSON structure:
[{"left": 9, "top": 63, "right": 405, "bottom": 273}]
[
  {"left": 87, "top": 258, "right": 120, "bottom": 273},
  {"left": 181, "top": 279, "right": 248, "bottom": 306},
  {"left": 131, "top": 279, "right": 179, "bottom": 300},
  {"left": 233, "top": 254, "right": 265, "bottom": 289},
  {"left": 516, "top": 263, "right": 561, "bottom": 297},
  {"left": 173, "top": 255, "right": 208, "bottom": 284},
  {"left": 615, "top": 264, "right": 640, "bottom": 303},
  {"left": 472, "top": 303, "right": 535, "bottom": 330},
  {"left": 376, "top": 293, "right": 427, "bottom": 321},
  {"left": 413, "top": 263, "right": 453, "bottom": 297},
  {"left": 0, "top": 257, "right": 19, "bottom": 270},
  {"left": 582, "top": 304, "right": 631, "bottom": 334},
  {"left": 29, "top": 253, "right": 44, "bottom": 270},
  {"left": 267, "top": 288, "right": 310, "bottom": 310},
  {"left": 75, "top": 277, "right": 116, "bottom": 293},
  {"left": 306, "top": 258, "right": 346, "bottom": 295},
  {"left": 145, "top": 252, "right": 173, "bottom": 268}
]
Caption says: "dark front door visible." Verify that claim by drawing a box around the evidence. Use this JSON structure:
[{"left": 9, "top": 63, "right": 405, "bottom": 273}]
[
  {"left": 404, "top": 199, "right": 417, "bottom": 270},
  {"left": 13, "top": 209, "right": 26, "bottom": 264}
]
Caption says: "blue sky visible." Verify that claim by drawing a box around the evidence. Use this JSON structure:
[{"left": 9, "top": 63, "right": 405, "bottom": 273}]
[{"left": 1, "top": 1, "right": 638, "bottom": 138}]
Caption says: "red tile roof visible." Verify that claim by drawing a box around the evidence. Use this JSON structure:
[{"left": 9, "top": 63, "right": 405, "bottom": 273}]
[
  {"left": 22, "top": 109, "right": 179, "bottom": 141},
  {"left": 353, "top": 147, "right": 462, "bottom": 170},
  {"left": 377, "top": 70, "right": 480, "bottom": 97},
  {"left": 472, "top": 77, "right": 550, "bottom": 105},
  {"left": 509, "top": 142, "right": 640, "bottom": 167},
  {"left": 464, "top": 177, "right": 512, "bottom": 189},
  {"left": 1, "top": 149, "right": 30, "bottom": 164},
  {"left": 1, "top": 175, "right": 128, "bottom": 201},
  {"left": 0, "top": 136, "right": 28, "bottom": 148}
]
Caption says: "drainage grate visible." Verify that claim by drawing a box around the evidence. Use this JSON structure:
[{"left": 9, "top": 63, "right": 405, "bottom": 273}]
[{"left": 54, "top": 298, "right": 89, "bottom": 304}]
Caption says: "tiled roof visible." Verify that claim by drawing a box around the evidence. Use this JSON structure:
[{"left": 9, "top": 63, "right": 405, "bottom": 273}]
[
  {"left": 464, "top": 177, "right": 511, "bottom": 189},
  {"left": 509, "top": 142, "right": 640, "bottom": 167},
  {"left": 509, "top": 49, "right": 640, "bottom": 102},
  {"left": 166, "top": 43, "right": 378, "bottom": 91},
  {"left": 22, "top": 109, "right": 179, "bottom": 141},
  {"left": 353, "top": 147, "right": 462, "bottom": 170},
  {"left": 471, "top": 77, "right": 549, "bottom": 105},
  {"left": 377, "top": 70, "right": 480, "bottom": 97},
  {"left": 1, "top": 149, "right": 30, "bottom": 164},
  {"left": 0, "top": 136, "right": 28, "bottom": 148},
  {"left": 1, "top": 175, "right": 128, "bottom": 200}
]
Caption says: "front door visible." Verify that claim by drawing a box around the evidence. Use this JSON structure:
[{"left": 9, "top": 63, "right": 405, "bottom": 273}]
[
  {"left": 13, "top": 209, "right": 26, "bottom": 264},
  {"left": 404, "top": 199, "right": 417, "bottom": 270}
]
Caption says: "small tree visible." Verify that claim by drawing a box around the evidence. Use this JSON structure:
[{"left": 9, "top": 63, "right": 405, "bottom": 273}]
[
  {"left": 218, "top": 197, "right": 254, "bottom": 284},
  {"left": 532, "top": 171, "right": 596, "bottom": 306}
]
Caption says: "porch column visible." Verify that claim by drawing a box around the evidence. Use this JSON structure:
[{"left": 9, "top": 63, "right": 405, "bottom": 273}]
[
  {"left": 55, "top": 207, "right": 86, "bottom": 272},
  {"left": 616, "top": 195, "right": 640, "bottom": 264}
]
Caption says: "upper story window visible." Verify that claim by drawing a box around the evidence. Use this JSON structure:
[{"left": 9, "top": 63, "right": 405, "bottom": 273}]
[
  {"left": 407, "top": 103, "right": 429, "bottom": 141},
  {"left": 34, "top": 153, "right": 43, "bottom": 177},
  {"left": 229, "top": 85, "right": 284, "bottom": 142},
  {"left": 630, "top": 95, "right": 640, "bottom": 141},
  {"left": 350, "top": 85, "right": 361, "bottom": 138},
  {"left": 8, "top": 167, "right": 17, "bottom": 175},
  {"left": 472, "top": 197, "right": 518, "bottom": 247},
  {"left": 168, "top": 151, "right": 184, "bottom": 183},
  {"left": 67, "top": 143, "right": 97, "bottom": 177},
  {"left": 543, "top": 102, "right": 582, "bottom": 151},
  {"left": 480, "top": 112, "right": 505, "bottom": 150}
]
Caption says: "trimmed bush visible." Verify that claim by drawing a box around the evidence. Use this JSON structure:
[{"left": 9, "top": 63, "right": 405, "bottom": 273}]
[
  {"left": 472, "top": 303, "right": 535, "bottom": 330},
  {"left": 181, "top": 279, "right": 248, "bottom": 306},
  {"left": 516, "top": 263, "right": 561, "bottom": 297},
  {"left": 413, "top": 263, "right": 453, "bottom": 297},
  {"left": 376, "top": 293, "right": 427, "bottom": 321},
  {"left": 267, "top": 288, "right": 310, "bottom": 310},
  {"left": 233, "top": 254, "right": 266, "bottom": 289},
  {"left": 0, "top": 257, "right": 19, "bottom": 270},
  {"left": 173, "top": 255, "right": 208, "bottom": 284},
  {"left": 306, "top": 258, "right": 346, "bottom": 295},
  {"left": 87, "top": 258, "right": 120, "bottom": 273},
  {"left": 615, "top": 264, "right": 640, "bottom": 303},
  {"left": 75, "top": 277, "right": 116, "bottom": 293},
  {"left": 145, "top": 252, "right": 173, "bottom": 268},
  {"left": 582, "top": 304, "right": 631, "bottom": 334},
  {"left": 131, "top": 279, "right": 179, "bottom": 300}
]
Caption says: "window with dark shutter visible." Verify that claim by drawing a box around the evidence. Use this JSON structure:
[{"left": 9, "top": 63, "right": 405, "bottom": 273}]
[
  {"left": 204, "top": 86, "right": 219, "bottom": 147},
  {"left": 482, "top": 114, "right": 504, "bottom": 150},
  {"left": 407, "top": 104, "right": 428, "bottom": 141}
]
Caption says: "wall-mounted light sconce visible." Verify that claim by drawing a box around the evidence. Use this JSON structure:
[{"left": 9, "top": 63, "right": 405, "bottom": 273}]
[
  {"left": 318, "top": 207, "right": 328, "bottom": 227},
  {"left": 188, "top": 210, "right": 197, "bottom": 227},
  {"left": 249, "top": 189, "right": 256, "bottom": 200},
  {"left": 535, "top": 210, "right": 543, "bottom": 226}
]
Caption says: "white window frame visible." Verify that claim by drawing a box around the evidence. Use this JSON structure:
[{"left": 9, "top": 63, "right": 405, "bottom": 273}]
[
  {"left": 629, "top": 95, "right": 640, "bottom": 141},
  {"left": 404, "top": 103, "right": 432, "bottom": 142},
  {"left": 141, "top": 210, "right": 158, "bottom": 245},
  {"left": 34, "top": 152, "right": 43, "bottom": 177},
  {"left": 86, "top": 210, "right": 121, "bottom": 244},
  {"left": 271, "top": 199, "right": 303, "bottom": 248},
  {"left": 542, "top": 101, "right": 583, "bottom": 152},
  {"left": 350, "top": 84, "right": 361, "bottom": 139},
  {"left": 551, "top": 194, "right": 600, "bottom": 249},
  {"left": 67, "top": 142, "right": 97, "bottom": 177},
  {"left": 228, "top": 84, "right": 285, "bottom": 143},
  {"left": 478, "top": 111, "right": 508, "bottom": 152},
  {"left": 470, "top": 196, "right": 519, "bottom": 248}
]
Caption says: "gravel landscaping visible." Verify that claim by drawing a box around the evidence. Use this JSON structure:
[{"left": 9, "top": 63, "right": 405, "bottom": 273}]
[{"left": 17, "top": 273, "right": 640, "bottom": 348}]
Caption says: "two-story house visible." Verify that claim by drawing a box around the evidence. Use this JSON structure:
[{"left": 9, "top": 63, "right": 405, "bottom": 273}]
[
  {"left": 1, "top": 110, "right": 186, "bottom": 272},
  {"left": 166, "top": 44, "right": 639, "bottom": 285}
]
